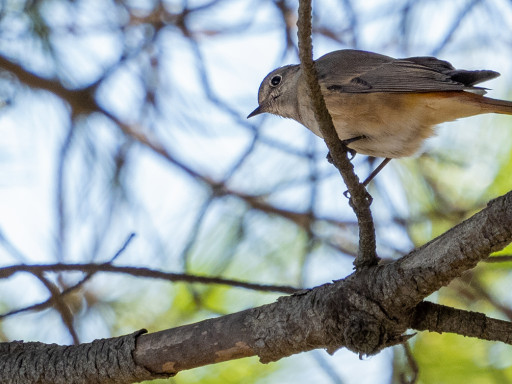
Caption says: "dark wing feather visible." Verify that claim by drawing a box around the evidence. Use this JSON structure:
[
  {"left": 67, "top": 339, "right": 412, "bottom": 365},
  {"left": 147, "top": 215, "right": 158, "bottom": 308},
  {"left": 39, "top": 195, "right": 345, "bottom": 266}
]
[
  {"left": 315, "top": 50, "right": 500, "bottom": 93},
  {"left": 445, "top": 69, "right": 500, "bottom": 86},
  {"left": 406, "top": 56, "right": 500, "bottom": 85}
]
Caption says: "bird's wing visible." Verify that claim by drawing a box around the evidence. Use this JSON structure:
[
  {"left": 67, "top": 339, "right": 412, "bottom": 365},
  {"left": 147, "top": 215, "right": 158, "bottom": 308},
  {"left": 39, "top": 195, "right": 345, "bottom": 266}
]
[{"left": 316, "top": 50, "right": 499, "bottom": 94}]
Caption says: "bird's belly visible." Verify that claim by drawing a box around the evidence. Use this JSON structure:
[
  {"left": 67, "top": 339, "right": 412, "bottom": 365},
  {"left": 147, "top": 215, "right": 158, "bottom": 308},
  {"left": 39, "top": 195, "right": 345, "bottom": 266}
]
[
  {"left": 337, "top": 120, "right": 435, "bottom": 158},
  {"left": 323, "top": 92, "right": 482, "bottom": 158}
]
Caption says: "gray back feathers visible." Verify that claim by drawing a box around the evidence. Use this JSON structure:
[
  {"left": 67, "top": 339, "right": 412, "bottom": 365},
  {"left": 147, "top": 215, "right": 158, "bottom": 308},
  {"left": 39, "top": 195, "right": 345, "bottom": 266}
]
[{"left": 316, "top": 50, "right": 499, "bottom": 94}]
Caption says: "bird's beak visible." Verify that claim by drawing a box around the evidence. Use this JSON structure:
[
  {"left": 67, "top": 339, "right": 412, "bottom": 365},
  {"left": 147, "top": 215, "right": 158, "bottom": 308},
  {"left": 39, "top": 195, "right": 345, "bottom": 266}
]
[{"left": 247, "top": 105, "right": 264, "bottom": 119}]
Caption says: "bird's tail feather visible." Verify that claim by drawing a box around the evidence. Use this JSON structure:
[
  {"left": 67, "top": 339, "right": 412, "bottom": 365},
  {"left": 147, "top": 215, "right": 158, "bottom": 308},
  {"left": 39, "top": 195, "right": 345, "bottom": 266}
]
[{"left": 481, "top": 97, "right": 512, "bottom": 115}]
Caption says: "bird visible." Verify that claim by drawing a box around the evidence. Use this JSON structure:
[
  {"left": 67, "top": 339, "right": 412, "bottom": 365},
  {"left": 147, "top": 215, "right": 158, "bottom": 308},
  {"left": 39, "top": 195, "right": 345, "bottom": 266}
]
[{"left": 248, "top": 49, "right": 512, "bottom": 183}]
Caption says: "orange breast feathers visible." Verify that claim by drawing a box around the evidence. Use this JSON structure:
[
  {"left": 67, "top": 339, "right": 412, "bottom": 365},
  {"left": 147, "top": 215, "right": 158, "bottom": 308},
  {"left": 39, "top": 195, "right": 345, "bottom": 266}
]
[{"left": 319, "top": 91, "right": 511, "bottom": 158}]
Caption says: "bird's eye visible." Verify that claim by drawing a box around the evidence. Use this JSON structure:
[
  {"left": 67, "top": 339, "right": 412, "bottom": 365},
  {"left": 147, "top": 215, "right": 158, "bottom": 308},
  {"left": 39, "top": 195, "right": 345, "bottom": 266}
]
[{"left": 270, "top": 75, "right": 282, "bottom": 87}]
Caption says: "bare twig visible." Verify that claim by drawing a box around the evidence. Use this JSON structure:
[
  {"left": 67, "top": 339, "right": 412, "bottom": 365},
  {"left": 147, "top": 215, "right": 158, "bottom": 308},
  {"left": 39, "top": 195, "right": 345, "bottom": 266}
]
[
  {"left": 296, "top": 0, "right": 378, "bottom": 269},
  {"left": 33, "top": 273, "right": 80, "bottom": 345},
  {"left": 400, "top": 342, "right": 419, "bottom": 384},
  {"left": 55, "top": 125, "right": 75, "bottom": 262},
  {"left": 0, "top": 263, "right": 299, "bottom": 295},
  {"left": 0, "top": 234, "right": 136, "bottom": 320}
]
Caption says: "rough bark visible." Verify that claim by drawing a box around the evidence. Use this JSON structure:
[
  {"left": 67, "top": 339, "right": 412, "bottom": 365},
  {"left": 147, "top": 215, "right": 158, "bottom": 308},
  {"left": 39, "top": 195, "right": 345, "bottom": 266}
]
[
  {"left": 412, "top": 301, "right": 512, "bottom": 344},
  {"left": 0, "top": 330, "right": 167, "bottom": 383}
]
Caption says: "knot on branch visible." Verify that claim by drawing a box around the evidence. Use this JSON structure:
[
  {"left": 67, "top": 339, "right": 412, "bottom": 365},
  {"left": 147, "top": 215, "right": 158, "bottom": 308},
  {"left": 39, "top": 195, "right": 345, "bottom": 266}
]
[
  {"left": 330, "top": 310, "right": 411, "bottom": 357},
  {"left": 339, "top": 312, "right": 383, "bottom": 356},
  {"left": 347, "top": 189, "right": 373, "bottom": 209},
  {"left": 326, "top": 279, "right": 411, "bottom": 356}
]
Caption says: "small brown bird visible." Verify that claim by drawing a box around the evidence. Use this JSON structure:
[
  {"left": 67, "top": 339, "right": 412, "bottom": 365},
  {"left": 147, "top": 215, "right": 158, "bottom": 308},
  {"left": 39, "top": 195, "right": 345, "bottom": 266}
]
[{"left": 248, "top": 50, "right": 512, "bottom": 161}]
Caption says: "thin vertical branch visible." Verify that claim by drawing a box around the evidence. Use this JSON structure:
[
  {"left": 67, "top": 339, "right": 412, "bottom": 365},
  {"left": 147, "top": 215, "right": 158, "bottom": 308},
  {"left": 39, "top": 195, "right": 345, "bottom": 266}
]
[
  {"left": 400, "top": 342, "right": 419, "bottom": 384},
  {"left": 296, "top": 0, "right": 378, "bottom": 268},
  {"left": 55, "top": 124, "right": 75, "bottom": 262}
]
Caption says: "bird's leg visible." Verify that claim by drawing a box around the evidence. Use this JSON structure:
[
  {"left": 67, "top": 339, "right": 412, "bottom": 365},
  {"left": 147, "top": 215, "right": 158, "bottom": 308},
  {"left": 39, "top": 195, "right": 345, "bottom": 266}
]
[
  {"left": 343, "top": 157, "right": 392, "bottom": 198},
  {"left": 326, "top": 135, "right": 366, "bottom": 163},
  {"left": 361, "top": 157, "right": 392, "bottom": 187},
  {"left": 325, "top": 136, "right": 390, "bottom": 189}
]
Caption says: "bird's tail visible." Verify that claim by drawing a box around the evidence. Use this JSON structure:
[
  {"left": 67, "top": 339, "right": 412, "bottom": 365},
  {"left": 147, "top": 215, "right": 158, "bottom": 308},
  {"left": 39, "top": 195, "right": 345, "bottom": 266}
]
[{"left": 480, "top": 96, "right": 512, "bottom": 115}]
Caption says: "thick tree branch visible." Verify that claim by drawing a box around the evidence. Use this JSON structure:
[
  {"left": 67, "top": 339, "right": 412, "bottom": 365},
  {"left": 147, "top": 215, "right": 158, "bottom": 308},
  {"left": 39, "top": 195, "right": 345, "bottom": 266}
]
[
  {"left": 296, "top": 0, "right": 378, "bottom": 269},
  {"left": 412, "top": 301, "right": 512, "bottom": 344},
  {"left": 373, "top": 192, "right": 512, "bottom": 312},
  {"left": 132, "top": 279, "right": 405, "bottom": 374},
  {"left": 0, "top": 330, "right": 167, "bottom": 383}
]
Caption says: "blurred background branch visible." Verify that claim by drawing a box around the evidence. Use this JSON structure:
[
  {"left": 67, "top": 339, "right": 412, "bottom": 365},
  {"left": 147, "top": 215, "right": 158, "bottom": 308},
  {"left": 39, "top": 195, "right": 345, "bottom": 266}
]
[{"left": 0, "top": 0, "right": 511, "bottom": 383}]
